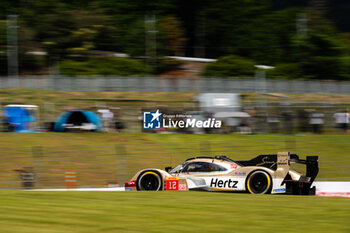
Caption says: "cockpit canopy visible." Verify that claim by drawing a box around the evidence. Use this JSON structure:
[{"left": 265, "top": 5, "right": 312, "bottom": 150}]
[{"left": 170, "top": 161, "right": 228, "bottom": 173}]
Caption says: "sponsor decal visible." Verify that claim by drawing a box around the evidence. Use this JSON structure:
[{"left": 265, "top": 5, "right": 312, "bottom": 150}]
[
  {"left": 234, "top": 172, "right": 246, "bottom": 176},
  {"left": 143, "top": 109, "right": 222, "bottom": 129},
  {"left": 278, "top": 154, "right": 289, "bottom": 166},
  {"left": 210, "top": 178, "right": 238, "bottom": 189},
  {"left": 277, "top": 157, "right": 288, "bottom": 166},
  {"left": 230, "top": 164, "right": 238, "bottom": 170},
  {"left": 167, "top": 177, "right": 179, "bottom": 180},
  {"left": 179, "top": 184, "right": 187, "bottom": 191},
  {"left": 272, "top": 188, "right": 286, "bottom": 193},
  {"left": 125, "top": 188, "right": 132, "bottom": 191},
  {"left": 125, "top": 180, "right": 136, "bottom": 187},
  {"left": 257, "top": 156, "right": 276, "bottom": 168}
]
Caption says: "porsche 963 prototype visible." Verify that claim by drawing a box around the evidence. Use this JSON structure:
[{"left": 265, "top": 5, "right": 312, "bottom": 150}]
[{"left": 125, "top": 152, "right": 319, "bottom": 195}]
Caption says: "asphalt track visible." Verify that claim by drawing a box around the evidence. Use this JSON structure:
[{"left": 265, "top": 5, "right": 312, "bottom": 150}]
[{"left": 31, "top": 182, "right": 350, "bottom": 197}]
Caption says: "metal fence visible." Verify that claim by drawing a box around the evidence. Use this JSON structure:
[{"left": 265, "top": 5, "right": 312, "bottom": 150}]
[
  {"left": 0, "top": 100, "right": 345, "bottom": 134},
  {"left": 2, "top": 76, "right": 350, "bottom": 94},
  {"left": 1, "top": 138, "right": 349, "bottom": 190}
]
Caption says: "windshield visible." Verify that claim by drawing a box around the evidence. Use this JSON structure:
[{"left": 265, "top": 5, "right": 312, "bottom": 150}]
[
  {"left": 169, "top": 164, "right": 184, "bottom": 173},
  {"left": 169, "top": 161, "right": 228, "bottom": 173},
  {"left": 182, "top": 162, "right": 227, "bottom": 173}
]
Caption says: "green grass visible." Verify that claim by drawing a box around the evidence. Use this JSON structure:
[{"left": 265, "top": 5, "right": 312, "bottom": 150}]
[
  {"left": 0, "top": 89, "right": 196, "bottom": 102},
  {"left": 0, "top": 133, "right": 349, "bottom": 189},
  {"left": 0, "top": 191, "right": 349, "bottom": 233},
  {"left": 3, "top": 88, "right": 350, "bottom": 104}
]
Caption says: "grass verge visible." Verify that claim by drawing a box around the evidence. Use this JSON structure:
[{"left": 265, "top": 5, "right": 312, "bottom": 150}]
[
  {"left": 0, "top": 191, "right": 349, "bottom": 233},
  {"left": 0, "top": 133, "right": 349, "bottom": 190}
]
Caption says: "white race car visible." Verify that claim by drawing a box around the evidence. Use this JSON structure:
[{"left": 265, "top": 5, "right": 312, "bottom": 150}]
[{"left": 125, "top": 152, "right": 319, "bottom": 195}]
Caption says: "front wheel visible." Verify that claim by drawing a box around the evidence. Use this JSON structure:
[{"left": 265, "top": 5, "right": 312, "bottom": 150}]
[
  {"left": 246, "top": 170, "right": 272, "bottom": 194},
  {"left": 137, "top": 171, "right": 163, "bottom": 191}
]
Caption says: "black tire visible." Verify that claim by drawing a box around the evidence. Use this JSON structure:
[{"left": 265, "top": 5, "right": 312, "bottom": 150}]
[
  {"left": 246, "top": 170, "right": 272, "bottom": 194},
  {"left": 136, "top": 170, "right": 163, "bottom": 191}
]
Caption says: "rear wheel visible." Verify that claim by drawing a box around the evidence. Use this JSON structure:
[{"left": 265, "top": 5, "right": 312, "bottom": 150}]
[
  {"left": 137, "top": 171, "right": 162, "bottom": 191},
  {"left": 246, "top": 170, "right": 272, "bottom": 194}
]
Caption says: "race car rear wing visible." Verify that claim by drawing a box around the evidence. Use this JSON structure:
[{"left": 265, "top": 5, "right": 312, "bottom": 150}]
[
  {"left": 289, "top": 154, "right": 319, "bottom": 183},
  {"left": 236, "top": 152, "right": 319, "bottom": 195},
  {"left": 283, "top": 154, "right": 319, "bottom": 195}
]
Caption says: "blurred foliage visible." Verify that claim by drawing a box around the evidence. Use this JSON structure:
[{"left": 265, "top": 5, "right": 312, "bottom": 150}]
[
  {"left": 155, "top": 58, "right": 184, "bottom": 74},
  {"left": 339, "top": 57, "right": 350, "bottom": 80},
  {"left": 0, "top": 0, "right": 349, "bottom": 79},
  {"left": 158, "top": 16, "right": 186, "bottom": 56},
  {"left": 0, "top": 20, "right": 7, "bottom": 75},
  {"left": 246, "top": 8, "right": 299, "bottom": 64},
  {"left": 121, "top": 19, "right": 146, "bottom": 57},
  {"left": 266, "top": 63, "right": 303, "bottom": 80},
  {"left": 186, "top": 0, "right": 270, "bottom": 58},
  {"left": 293, "top": 31, "right": 345, "bottom": 80},
  {"left": 202, "top": 55, "right": 255, "bottom": 78},
  {"left": 59, "top": 57, "right": 152, "bottom": 76}
]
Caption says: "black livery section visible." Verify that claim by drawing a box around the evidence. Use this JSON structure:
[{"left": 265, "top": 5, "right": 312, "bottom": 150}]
[
  {"left": 186, "top": 155, "right": 279, "bottom": 171},
  {"left": 235, "top": 154, "right": 278, "bottom": 170}
]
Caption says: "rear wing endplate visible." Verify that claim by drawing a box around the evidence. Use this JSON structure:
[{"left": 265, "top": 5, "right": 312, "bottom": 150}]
[{"left": 284, "top": 154, "right": 319, "bottom": 195}]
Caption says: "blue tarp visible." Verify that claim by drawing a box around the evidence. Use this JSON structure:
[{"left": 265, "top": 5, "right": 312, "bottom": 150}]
[
  {"left": 54, "top": 110, "right": 103, "bottom": 132},
  {"left": 4, "top": 107, "right": 36, "bottom": 132}
]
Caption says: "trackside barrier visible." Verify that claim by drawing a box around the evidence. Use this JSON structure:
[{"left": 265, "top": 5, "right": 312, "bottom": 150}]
[
  {"left": 2, "top": 76, "right": 350, "bottom": 94},
  {"left": 31, "top": 182, "right": 350, "bottom": 197},
  {"left": 65, "top": 170, "right": 77, "bottom": 189}
]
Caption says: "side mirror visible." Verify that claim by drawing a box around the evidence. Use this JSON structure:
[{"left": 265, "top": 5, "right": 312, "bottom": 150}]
[{"left": 165, "top": 166, "right": 172, "bottom": 172}]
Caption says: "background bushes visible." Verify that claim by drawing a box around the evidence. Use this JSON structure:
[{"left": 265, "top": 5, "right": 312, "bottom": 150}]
[{"left": 59, "top": 57, "right": 152, "bottom": 76}]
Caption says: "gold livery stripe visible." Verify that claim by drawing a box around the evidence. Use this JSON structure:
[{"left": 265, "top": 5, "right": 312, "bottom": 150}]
[{"left": 210, "top": 187, "right": 237, "bottom": 191}]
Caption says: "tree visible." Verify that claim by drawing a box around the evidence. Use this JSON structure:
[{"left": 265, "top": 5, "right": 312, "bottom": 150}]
[
  {"left": 21, "top": 2, "right": 120, "bottom": 62},
  {"left": 158, "top": 16, "right": 186, "bottom": 56},
  {"left": 0, "top": 20, "right": 7, "bottom": 75},
  {"left": 66, "top": 9, "right": 119, "bottom": 59},
  {"left": 291, "top": 11, "right": 346, "bottom": 80},
  {"left": 21, "top": 1, "right": 75, "bottom": 62},
  {"left": 244, "top": 8, "right": 299, "bottom": 64},
  {"left": 202, "top": 55, "right": 255, "bottom": 77},
  {"left": 177, "top": 0, "right": 271, "bottom": 57},
  {"left": 92, "top": 0, "right": 176, "bottom": 56},
  {"left": 296, "top": 32, "right": 344, "bottom": 79}
]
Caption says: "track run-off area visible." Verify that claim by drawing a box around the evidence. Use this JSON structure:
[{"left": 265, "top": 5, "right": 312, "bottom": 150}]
[{"left": 31, "top": 181, "right": 350, "bottom": 197}]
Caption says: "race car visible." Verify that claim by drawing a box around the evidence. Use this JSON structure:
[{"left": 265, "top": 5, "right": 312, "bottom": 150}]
[{"left": 125, "top": 152, "right": 319, "bottom": 195}]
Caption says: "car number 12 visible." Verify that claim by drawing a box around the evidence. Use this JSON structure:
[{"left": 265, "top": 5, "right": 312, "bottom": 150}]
[{"left": 166, "top": 178, "right": 179, "bottom": 191}]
